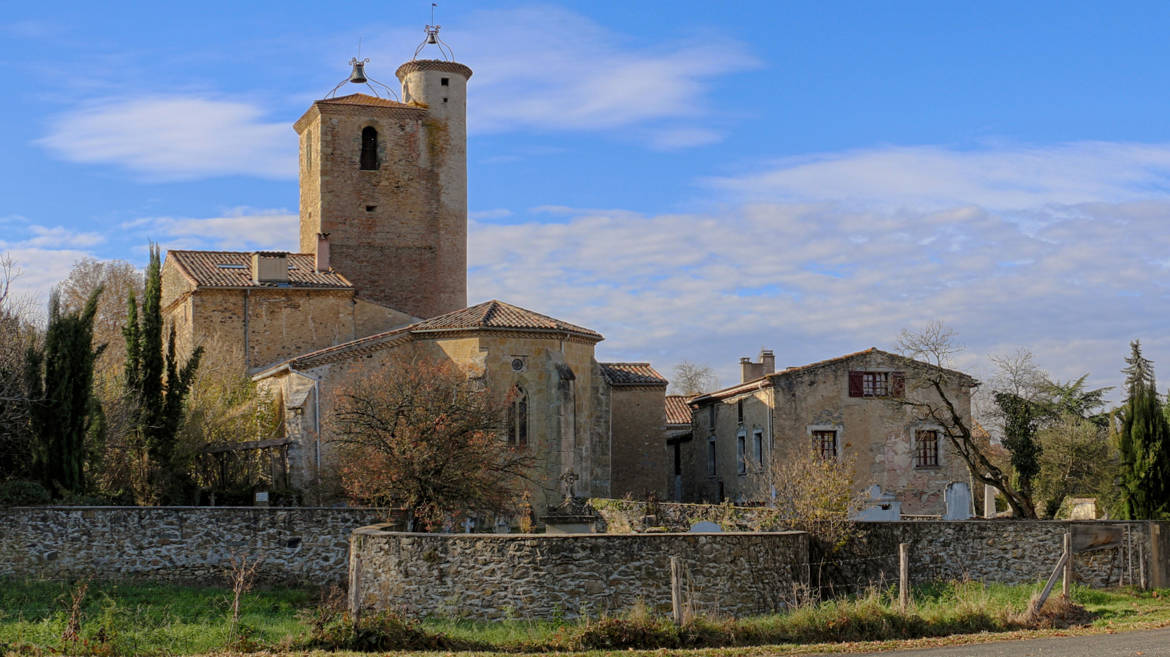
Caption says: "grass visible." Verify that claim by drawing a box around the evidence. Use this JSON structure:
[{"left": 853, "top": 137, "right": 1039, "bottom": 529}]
[
  {"left": 0, "top": 580, "right": 312, "bottom": 655},
  {"left": 1, "top": 578, "right": 1168, "bottom": 656}
]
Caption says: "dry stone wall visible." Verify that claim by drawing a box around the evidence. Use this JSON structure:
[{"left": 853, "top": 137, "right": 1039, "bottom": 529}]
[
  {"left": 349, "top": 526, "right": 808, "bottom": 620},
  {"left": 837, "top": 520, "right": 1160, "bottom": 591},
  {"left": 0, "top": 507, "right": 384, "bottom": 585},
  {"left": 589, "top": 500, "right": 1169, "bottom": 590}
]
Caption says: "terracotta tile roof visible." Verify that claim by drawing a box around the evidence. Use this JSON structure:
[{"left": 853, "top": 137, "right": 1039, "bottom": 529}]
[
  {"left": 665, "top": 395, "right": 692, "bottom": 425},
  {"left": 167, "top": 251, "right": 352, "bottom": 289},
  {"left": 600, "top": 362, "right": 668, "bottom": 387},
  {"left": 691, "top": 348, "right": 978, "bottom": 403},
  {"left": 253, "top": 299, "right": 602, "bottom": 376},
  {"left": 316, "top": 93, "right": 422, "bottom": 110},
  {"left": 410, "top": 300, "right": 603, "bottom": 341}
]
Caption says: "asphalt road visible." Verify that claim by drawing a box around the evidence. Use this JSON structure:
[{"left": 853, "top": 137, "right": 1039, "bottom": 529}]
[{"left": 820, "top": 628, "right": 1170, "bottom": 656}]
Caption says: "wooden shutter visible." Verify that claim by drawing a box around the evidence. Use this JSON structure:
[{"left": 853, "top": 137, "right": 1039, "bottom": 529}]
[
  {"left": 891, "top": 372, "right": 906, "bottom": 397},
  {"left": 848, "top": 371, "right": 864, "bottom": 397}
]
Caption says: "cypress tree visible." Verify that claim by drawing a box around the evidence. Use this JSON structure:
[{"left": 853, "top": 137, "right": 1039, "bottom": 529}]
[
  {"left": 995, "top": 391, "right": 1042, "bottom": 506},
  {"left": 123, "top": 245, "right": 202, "bottom": 501},
  {"left": 1117, "top": 340, "right": 1170, "bottom": 519},
  {"left": 24, "top": 288, "right": 104, "bottom": 496}
]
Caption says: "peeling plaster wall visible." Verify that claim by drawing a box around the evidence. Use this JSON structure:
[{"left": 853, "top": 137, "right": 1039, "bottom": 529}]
[{"left": 688, "top": 352, "right": 972, "bottom": 514}]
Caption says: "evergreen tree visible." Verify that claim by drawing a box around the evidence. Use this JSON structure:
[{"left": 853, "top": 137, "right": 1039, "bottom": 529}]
[
  {"left": 995, "top": 391, "right": 1043, "bottom": 504},
  {"left": 23, "top": 288, "right": 104, "bottom": 496},
  {"left": 123, "top": 245, "right": 202, "bottom": 502},
  {"left": 1117, "top": 340, "right": 1170, "bottom": 519}
]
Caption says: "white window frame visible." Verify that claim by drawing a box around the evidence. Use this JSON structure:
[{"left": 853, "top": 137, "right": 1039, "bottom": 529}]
[{"left": 736, "top": 430, "right": 747, "bottom": 475}]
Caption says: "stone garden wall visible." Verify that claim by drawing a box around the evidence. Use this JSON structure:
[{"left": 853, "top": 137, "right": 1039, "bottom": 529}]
[
  {"left": 835, "top": 520, "right": 1160, "bottom": 591},
  {"left": 348, "top": 526, "right": 809, "bottom": 620},
  {"left": 587, "top": 499, "right": 1170, "bottom": 591},
  {"left": 0, "top": 506, "right": 385, "bottom": 586}
]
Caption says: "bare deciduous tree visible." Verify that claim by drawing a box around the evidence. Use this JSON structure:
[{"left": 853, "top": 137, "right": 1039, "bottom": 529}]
[
  {"left": 751, "top": 445, "right": 865, "bottom": 550},
  {"left": 670, "top": 361, "right": 719, "bottom": 396},
  {"left": 0, "top": 253, "right": 38, "bottom": 479},
  {"left": 896, "top": 321, "right": 1037, "bottom": 517},
  {"left": 329, "top": 348, "right": 535, "bottom": 530},
  {"left": 58, "top": 257, "right": 142, "bottom": 387}
]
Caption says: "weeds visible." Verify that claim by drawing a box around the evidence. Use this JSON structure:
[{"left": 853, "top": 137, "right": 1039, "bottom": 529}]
[
  {"left": 224, "top": 552, "right": 263, "bottom": 649},
  {"left": 1, "top": 578, "right": 1159, "bottom": 655}
]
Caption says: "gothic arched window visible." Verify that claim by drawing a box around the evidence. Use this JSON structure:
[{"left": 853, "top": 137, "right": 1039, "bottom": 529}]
[
  {"left": 507, "top": 386, "right": 528, "bottom": 446},
  {"left": 360, "top": 126, "right": 378, "bottom": 170}
]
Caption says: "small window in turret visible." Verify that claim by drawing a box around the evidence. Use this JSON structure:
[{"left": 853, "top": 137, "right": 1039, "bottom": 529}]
[
  {"left": 360, "top": 126, "right": 378, "bottom": 170},
  {"left": 441, "top": 77, "right": 449, "bottom": 86}
]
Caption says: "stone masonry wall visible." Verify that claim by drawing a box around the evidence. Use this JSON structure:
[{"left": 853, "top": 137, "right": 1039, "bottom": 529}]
[
  {"left": 0, "top": 507, "right": 384, "bottom": 586},
  {"left": 589, "top": 499, "right": 1169, "bottom": 591},
  {"left": 350, "top": 525, "right": 808, "bottom": 620}
]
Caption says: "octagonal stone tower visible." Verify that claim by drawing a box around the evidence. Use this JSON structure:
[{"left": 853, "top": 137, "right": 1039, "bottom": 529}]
[{"left": 294, "top": 58, "right": 472, "bottom": 319}]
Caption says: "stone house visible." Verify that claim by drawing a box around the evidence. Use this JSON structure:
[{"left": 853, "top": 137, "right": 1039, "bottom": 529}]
[
  {"left": 665, "top": 395, "right": 693, "bottom": 501},
  {"left": 158, "top": 53, "right": 671, "bottom": 510},
  {"left": 684, "top": 348, "right": 978, "bottom": 515},
  {"left": 250, "top": 300, "right": 670, "bottom": 511}
]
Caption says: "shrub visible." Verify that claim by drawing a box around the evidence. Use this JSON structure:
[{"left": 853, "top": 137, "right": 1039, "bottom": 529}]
[
  {"left": 0, "top": 480, "right": 50, "bottom": 506},
  {"left": 298, "top": 605, "right": 487, "bottom": 652},
  {"left": 572, "top": 616, "right": 682, "bottom": 650}
]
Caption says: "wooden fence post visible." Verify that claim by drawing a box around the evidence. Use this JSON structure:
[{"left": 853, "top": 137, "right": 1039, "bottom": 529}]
[
  {"left": 898, "top": 543, "right": 910, "bottom": 610},
  {"left": 670, "top": 556, "right": 683, "bottom": 625},
  {"left": 1062, "top": 532, "right": 1072, "bottom": 597}
]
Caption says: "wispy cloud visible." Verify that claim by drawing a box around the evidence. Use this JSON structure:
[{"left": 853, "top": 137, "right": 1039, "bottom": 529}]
[
  {"left": 38, "top": 97, "right": 294, "bottom": 181},
  {"left": 125, "top": 207, "right": 298, "bottom": 251},
  {"left": 0, "top": 224, "right": 105, "bottom": 250},
  {"left": 709, "top": 141, "right": 1170, "bottom": 209},
  {"left": 368, "top": 6, "right": 758, "bottom": 146},
  {"left": 2, "top": 247, "right": 94, "bottom": 309},
  {"left": 469, "top": 192, "right": 1170, "bottom": 397}
]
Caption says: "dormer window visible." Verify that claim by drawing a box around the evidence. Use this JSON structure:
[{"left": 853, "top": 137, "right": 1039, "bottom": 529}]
[{"left": 360, "top": 126, "right": 378, "bottom": 170}]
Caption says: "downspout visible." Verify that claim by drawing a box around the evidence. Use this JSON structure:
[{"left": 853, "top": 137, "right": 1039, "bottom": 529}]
[{"left": 764, "top": 378, "right": 776, "bottom": 505}]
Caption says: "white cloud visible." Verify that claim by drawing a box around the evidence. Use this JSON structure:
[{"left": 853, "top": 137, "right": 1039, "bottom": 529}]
[
  {"left": 367, "top": 6, "right": 757, "bottom": 146},
  {"left": 125, "top": 207, "right": 298, "bottom": 251},
  {"left": 710, "top": 142, "right": 1170, "bottom": 210},
  {"left": 469, "top": 194, "right": 1170, "bottom": 402},
  {"left": 469, "top": 208, "right": 514, "bottom": 221},
  {"left": 2, "top": 247, "right": 94, "bottom": 312},
  {"left": 38, "top": 97, "right": 294, "bottom": 181},
  {"left": 19, "top": 225, "right": 105, "bottom": 248}
]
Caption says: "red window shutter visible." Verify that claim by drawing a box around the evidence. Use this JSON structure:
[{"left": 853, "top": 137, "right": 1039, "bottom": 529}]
[
  {"left": 891, "top": 372, "right": 906, "bottom": 397},
  {"left": 848, "top": 371, "right": 864, "bottom": 397}
]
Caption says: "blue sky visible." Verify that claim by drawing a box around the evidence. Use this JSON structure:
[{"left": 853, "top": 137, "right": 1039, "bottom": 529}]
[{"left": 3, "top": 1, "right": 1170, "bottom": 400}]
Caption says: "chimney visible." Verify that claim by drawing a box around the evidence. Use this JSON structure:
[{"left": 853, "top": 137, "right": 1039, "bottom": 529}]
[
  {"left": 315, "top": 232, "right": 331, "bottom": 272},
  {"left": 251, "top": 252, "right": 289, "bottom": 285},
  {"left": 740, "top": 349, "right": 776, "bottom": 382},
  {"left": 759, "top": 349, "right": 775, "bottom": 375},
  {"left": 740, "top": 356, "right": 762, "bottom": 383}
]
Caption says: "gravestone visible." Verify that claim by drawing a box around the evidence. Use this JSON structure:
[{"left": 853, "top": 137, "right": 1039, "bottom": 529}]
[
  {"left": 854, "top": 485, "right": 901, "bottom": 521},
  {"left": 689, "top": 521, "right": 722, "bottom": 533},
  {"left": 984, "top": 483, "right": 997, "bottom": 518},
  {"left": 943, "top": 481, "right": 972, "bottom": 520}
]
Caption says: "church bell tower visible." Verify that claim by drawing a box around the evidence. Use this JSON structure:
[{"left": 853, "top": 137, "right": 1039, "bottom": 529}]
[{"left": 294, "top": 34, "right": 472, "bottom": 319}]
